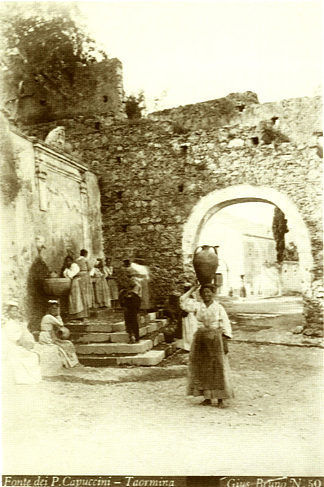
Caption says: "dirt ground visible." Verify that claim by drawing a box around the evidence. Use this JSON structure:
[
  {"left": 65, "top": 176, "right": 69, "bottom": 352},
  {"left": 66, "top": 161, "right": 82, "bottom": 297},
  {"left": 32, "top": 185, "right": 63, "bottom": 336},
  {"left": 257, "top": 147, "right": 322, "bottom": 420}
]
[{"left": 2, "top": 343, "right": 323, "bottom": 476}]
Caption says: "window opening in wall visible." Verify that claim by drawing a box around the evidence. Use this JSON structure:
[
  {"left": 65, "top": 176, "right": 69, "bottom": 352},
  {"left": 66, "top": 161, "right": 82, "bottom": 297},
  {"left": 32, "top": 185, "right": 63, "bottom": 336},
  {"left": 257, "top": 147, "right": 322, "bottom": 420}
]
[
  {"left": 121, "top": 224, "right": 128, "bottom": 232},
  {"left": 116, "top": 191, "right": 123, "bottom": 199},
  {"left": 178, "top": 183, "right": 184, "bottom": 193},
  {"left": 103, "top": 95, "right": 108, "bottom": 103},
  {"left": 180, "top": 144, "right": 188, "bottom": 154},
  {"left": 95, "top": 122, "right": 101, "bottom": 130},
  {"left": 251, "top": 136, "right": 259, "bottom": 146},
  {"left": 236, "top": 104, "right": 245, "bottom": 112},
  {"left": 116, "top": 156, "right": 122, "bottom": 163}
]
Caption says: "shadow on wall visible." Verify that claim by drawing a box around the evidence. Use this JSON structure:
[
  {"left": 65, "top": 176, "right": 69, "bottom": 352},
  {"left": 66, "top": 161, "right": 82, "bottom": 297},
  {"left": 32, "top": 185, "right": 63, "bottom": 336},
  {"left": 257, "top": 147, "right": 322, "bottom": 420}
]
[{"left": 26, "top": 256, "right": 50, "bottom": 332}]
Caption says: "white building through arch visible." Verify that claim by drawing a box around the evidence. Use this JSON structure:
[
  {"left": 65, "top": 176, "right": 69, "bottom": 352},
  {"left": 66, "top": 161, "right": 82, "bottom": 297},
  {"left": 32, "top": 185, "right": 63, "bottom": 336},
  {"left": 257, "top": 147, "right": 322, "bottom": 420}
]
[{"left": 182, "top": 185, "right": 313, "bottom": 296}]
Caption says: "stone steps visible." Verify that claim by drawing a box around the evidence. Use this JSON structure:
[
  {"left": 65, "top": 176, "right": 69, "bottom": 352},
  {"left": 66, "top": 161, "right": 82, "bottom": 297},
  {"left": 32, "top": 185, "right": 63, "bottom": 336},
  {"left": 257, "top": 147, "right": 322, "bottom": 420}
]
[
  {"left": 65, "top": 311, "right": 170, "bottom": 366},
  {"left": 77, "top": 342, "right": 177, "bottom": 367},
  {"left": 67, "top": 322, "right": 126, "bottom": 333},
  {"left": 78, "top": 350, "right": 166, "bottom": 367},
  {"left": 69, "top": 319, "right": 167, "bottom": 343},
  {"left": 76, "top": 339, "right": 154, "bottom": 355}
]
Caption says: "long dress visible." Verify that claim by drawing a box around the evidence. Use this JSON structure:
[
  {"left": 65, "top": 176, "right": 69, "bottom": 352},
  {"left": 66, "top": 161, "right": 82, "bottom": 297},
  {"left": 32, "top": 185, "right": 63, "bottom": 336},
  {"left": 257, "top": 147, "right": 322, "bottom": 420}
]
[
  {"left": 106, "top": 265, "right": 119, "bottom": 301},
  {"left": 91, "top": 267, "right": 111, "bottom": 308},
  {"left": 76, "top": 256, "right": 95, "bottom": 309},
  {"left": 63, "top": 263, "right": 87, "bottom": 318},
  {"left": 187, "top": 300, "right": 233, "bottom": 400},
  {"left": 179, "top": 293, "right": 199, "bottom": 351},
  {"left": 39, "top": 314, "right": 79, "bottom": 368},
  {"left": 2, "top": 319, "right": 42, "bottom": 385}
]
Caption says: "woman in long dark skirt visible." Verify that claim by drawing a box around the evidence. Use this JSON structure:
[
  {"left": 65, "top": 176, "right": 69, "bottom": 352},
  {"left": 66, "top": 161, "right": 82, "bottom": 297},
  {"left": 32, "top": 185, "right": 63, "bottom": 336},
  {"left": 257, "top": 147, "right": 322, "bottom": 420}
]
[{"left": 187, "top": 284, "right": 233, "bottom": 408}]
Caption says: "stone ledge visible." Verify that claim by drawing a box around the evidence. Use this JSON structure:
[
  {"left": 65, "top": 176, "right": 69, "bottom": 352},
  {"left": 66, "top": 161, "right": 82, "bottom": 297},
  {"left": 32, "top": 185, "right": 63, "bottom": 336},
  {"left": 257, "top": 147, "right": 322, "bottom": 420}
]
[
  {"left": 44, "top": 364, "right": 187, "bottom": 382},
  {"left": 75, "top": 339, "right": 153, "bottom": 355},
  {"left": 117, "top": 350, "right": 165, "bottom": 366},
  {"left": 72, "top": 333, "right": 111, "bottom": 343},
  {"left": 66, "top": 322, "right": 125, "bottom": 333},
  {"left": 231, "top": 338, "right": 324, "bottom": 348}
]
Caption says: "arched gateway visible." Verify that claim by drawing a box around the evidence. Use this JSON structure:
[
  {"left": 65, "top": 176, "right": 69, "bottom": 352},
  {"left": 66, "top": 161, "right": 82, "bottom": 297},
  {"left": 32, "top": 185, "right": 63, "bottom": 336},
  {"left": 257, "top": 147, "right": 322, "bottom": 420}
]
[{"left": 182, "top": 185, "right": 313, "bottom": 294}]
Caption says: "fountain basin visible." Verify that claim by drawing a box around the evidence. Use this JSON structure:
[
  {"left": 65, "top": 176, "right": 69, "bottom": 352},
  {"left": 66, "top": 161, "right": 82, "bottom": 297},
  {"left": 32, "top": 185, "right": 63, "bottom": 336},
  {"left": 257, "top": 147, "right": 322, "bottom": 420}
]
[{"left": 43, "top": 278, "right": 71, "bottom": 297}]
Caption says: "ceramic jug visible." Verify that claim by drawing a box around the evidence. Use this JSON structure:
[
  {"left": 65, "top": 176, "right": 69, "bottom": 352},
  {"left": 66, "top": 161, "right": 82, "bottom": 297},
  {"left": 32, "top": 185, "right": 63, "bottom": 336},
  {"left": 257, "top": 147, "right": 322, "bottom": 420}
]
[{"left": 193, "top": 245, "right": 219, "bottom": 285}]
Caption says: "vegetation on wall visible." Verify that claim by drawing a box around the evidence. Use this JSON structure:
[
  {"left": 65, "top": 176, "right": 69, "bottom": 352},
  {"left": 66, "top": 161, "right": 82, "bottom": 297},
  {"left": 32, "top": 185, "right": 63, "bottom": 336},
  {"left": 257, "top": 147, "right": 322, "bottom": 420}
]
[
  {"left": 0, "top": 3, "right": 107, "bottom": 107},
  {"left": 283, "top": 241, "right": 299, "bottom": 261},
  {"left": 124, "top": 91, "right": 145, "bottom": 120},
  {"left": 172, "top": 121, "right": 189, "bottom": 135},
  {"left": 0, "top": 116, "right": 21, "bottom": 204},
  {"left": 259, "top": 121, "right": 290, "bottom": 145}
]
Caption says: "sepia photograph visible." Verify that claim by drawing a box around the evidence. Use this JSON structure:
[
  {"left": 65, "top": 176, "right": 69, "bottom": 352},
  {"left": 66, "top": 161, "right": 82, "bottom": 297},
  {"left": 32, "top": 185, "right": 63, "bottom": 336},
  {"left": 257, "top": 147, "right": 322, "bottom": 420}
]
[{"left": 0, "top": 0, "right": 323, "bottom": 481}]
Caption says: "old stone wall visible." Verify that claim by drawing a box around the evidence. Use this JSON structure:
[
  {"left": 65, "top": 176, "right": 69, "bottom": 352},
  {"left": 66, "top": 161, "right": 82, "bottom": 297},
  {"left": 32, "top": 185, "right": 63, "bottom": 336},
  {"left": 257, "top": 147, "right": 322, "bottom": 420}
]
[
  {"left": 22, "top": 94, "right": 322, "bottom": 316},
  {"left": 238, "top": 96, "right": 322, "bottom": 145},
  {"left": 149, "top": 91, "right": 259, "bottom": 132},
  {"left": 1, "top": 58, "right": 125, "bottom": 124},
  {"left": 0, "top": 119, "right": 103, "bottom": 329},
  {"left": 150, "top": 94, "right": 322, "bottom": 145}
]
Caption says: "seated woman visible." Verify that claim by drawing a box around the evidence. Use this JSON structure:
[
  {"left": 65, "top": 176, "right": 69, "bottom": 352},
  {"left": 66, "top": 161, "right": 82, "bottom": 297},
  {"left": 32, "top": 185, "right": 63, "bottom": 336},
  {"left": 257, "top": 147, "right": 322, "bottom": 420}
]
[
  {"left": 187, "top": 284, "right": 234, "bottom": 408},
  {"left": 39, "top": 300, "right": 79, "bottom": 368},
  {"left": 2, "top": 300, "right": 41, "bottom": 385},
  {"left": 62, "top": 255, "right": 88, "bottom": 320},
  {"left": 90, "top": 258, "right": 111, "bottom": 308}
]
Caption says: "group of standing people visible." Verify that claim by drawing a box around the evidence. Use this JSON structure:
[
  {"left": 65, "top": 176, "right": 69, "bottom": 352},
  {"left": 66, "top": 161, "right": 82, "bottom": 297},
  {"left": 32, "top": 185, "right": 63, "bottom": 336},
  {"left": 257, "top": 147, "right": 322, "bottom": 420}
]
[
  {"left": 61, "top": 250, "right": 119, "bottom": 320},
  {"left": 61, "top": 251, "right": 151, "bottom": 345},
  {"left": 179, "top": 283, "right": 234, "bottom": 408}
]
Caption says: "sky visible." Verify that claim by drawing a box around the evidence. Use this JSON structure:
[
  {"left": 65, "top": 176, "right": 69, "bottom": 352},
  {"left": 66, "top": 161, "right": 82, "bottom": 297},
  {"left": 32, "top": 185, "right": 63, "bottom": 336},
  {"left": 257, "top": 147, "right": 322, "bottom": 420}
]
[{"left": 80, "top": 0, "right": 323, "bottom": 112}]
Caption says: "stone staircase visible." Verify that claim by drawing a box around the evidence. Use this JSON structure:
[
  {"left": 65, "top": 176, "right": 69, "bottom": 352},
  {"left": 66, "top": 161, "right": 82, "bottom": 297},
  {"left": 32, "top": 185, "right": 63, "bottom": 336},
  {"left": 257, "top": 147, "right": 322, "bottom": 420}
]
[{"left": 66, "top": 309, "right": 175, "bottom": 367}]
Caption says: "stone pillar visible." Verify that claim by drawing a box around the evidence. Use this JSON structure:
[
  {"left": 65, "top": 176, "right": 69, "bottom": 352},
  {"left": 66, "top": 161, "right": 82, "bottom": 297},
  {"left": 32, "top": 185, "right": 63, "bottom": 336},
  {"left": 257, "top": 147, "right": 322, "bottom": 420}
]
[
  {"left": 80, "top": 177, "right": 89, "bottom": 249},
  {"left": 35, "top": 163, "right": 48, "bottom": 211}
]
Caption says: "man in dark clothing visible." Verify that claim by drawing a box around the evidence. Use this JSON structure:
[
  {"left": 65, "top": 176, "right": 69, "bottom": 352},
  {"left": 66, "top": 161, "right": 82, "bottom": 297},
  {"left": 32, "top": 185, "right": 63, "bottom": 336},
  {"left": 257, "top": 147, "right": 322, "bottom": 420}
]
[{"left": 119, "top": 275, "right": 142, "bottom": 343}]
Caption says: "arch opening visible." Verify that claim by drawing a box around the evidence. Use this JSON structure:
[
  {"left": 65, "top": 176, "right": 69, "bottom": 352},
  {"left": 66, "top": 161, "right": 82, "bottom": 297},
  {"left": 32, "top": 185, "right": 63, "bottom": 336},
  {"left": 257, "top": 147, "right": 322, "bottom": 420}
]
[{"left": 182, "top": 185, "right": 313, "bottom": 296}]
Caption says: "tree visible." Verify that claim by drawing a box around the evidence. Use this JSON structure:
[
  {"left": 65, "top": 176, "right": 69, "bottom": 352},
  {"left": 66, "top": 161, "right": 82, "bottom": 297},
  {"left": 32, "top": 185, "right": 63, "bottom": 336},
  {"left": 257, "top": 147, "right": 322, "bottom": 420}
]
[
  {"left": 124, "top": 91, "right": 145, "bottom": 120},
  {"left": 272, "top": 207, "right": 289, "bottom": 264},
  {"left": 0, "top": 3, "right": 107, "bottom": 102}
]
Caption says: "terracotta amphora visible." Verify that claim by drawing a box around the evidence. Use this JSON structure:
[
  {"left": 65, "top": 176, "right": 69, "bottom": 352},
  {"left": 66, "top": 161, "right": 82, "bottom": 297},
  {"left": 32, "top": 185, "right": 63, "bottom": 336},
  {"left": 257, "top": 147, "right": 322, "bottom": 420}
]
[{"left": 193, "top": 245, "right": 219, "bottom": 285}]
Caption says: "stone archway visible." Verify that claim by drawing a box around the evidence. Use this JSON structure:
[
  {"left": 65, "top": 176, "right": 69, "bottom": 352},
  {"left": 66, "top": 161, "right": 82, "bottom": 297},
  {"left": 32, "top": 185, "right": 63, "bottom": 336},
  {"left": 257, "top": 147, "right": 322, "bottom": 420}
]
[{"left": 182, "top": 185, "right": 313, "bottom": 294}]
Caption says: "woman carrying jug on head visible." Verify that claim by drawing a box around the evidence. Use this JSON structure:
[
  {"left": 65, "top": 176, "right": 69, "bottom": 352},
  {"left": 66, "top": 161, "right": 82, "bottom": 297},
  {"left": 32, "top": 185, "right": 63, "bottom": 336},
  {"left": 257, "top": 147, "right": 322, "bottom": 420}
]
[{"left": 187, "top": 283, "right": 234, "bottom": 408}]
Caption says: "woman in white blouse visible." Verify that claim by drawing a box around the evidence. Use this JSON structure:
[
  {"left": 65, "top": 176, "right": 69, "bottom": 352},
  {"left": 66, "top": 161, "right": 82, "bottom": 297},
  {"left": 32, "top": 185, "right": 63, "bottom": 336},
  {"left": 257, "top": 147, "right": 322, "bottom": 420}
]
[
  {"left": 179, "top": 283, "right": 199, "bottom": 351},
  {"left": 62, "top": 256, "right": 86, "bottom": 319},
  {"left": 187, "top": 283, "right": 234, "bottom": 407}
]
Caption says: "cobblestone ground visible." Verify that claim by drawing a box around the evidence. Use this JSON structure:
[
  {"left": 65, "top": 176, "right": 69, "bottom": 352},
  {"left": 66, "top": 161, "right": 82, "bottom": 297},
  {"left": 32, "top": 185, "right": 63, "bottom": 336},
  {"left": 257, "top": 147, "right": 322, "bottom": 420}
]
[{"left": 2, "top": 343, "right": 323, "bottom": 476}]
